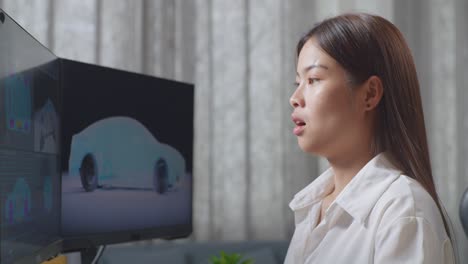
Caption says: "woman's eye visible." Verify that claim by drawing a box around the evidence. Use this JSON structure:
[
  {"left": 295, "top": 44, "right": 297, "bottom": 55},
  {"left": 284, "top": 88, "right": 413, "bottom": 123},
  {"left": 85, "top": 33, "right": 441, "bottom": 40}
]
[
  {"left": 308, "top": 78, "right": 319, "bottom": 85},
  {"left": 294, "top": 82, "right": 300, "bottom": 87}
]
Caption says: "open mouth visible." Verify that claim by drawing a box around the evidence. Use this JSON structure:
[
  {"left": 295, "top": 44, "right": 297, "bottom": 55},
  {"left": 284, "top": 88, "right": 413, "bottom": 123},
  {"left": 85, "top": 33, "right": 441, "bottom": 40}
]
[
  {"left": 292, "top": 116, "right": 306, "bottom": 136},
  {"left": 295, "top": 120, "right": 306, "bottom": 127}
]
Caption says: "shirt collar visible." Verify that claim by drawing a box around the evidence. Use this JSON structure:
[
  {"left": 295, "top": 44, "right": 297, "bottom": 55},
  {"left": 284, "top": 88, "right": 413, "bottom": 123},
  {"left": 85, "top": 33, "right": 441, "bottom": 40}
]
[
  {"left": 289, "top": 152, "right": 402, "bottom": 224},
  {"left": 289, "top": 167, "right": 334, "bottom": 211}
]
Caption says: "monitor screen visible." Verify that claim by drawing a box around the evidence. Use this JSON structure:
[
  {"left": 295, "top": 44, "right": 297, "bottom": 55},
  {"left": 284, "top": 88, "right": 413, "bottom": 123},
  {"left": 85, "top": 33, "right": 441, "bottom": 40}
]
[
  {"left": 0, "top": 9, "right": 62, "bottom": 264},
  {"left": 60, "top": 59, "right": 193, "bottom": 250}
]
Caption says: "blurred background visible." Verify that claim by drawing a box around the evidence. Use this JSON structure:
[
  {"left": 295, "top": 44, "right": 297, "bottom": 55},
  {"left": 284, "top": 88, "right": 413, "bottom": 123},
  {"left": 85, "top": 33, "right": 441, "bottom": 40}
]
[{"left": 2, "top": 0, "right": 467, "bottom": 262}]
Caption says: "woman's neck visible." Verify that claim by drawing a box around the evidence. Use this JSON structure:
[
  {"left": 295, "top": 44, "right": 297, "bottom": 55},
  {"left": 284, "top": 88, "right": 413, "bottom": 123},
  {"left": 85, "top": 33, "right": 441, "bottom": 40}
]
[{"left": 327, "top": 149, "right": 376, "bottom": 198}]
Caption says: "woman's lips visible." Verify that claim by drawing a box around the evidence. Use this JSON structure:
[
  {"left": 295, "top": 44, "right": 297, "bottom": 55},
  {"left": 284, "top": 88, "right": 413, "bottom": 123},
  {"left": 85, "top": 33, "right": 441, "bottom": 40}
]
[
  {"left": 291, "top": 115, "right": 306, "bottom": 136},
  {"left": 293, "top": 125, "right": 305, "bottom": 136}
]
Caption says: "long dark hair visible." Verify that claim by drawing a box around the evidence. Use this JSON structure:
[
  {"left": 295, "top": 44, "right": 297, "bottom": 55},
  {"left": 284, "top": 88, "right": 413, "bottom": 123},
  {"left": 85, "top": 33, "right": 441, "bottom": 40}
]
[{"left": 297, "top": 13, "right": 452, "bottom": 239}]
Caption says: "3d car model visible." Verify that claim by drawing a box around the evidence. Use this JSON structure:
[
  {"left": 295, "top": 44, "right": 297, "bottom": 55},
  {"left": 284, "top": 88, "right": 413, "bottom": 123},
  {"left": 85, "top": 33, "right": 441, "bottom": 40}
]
[{"left": 68, "top": 117, "right": 186, "bottom": 193}]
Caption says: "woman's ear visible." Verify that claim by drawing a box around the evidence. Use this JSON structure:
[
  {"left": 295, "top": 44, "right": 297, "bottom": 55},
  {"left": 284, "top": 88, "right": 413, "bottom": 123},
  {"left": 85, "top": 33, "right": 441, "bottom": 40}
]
[{"left": 362, "top": 75, "right": 383, "bottom": 111}]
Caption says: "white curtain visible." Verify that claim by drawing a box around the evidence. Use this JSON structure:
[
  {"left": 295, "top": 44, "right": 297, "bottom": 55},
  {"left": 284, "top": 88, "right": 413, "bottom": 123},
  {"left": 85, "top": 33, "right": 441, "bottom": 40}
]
[{"left": 2, "top": 0, "right": 467, "bottom": 262}]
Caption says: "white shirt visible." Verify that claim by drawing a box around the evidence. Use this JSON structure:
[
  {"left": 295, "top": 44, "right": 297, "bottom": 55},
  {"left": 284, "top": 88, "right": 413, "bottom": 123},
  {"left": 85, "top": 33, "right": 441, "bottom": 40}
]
[{"left": 284, "top": 153, "right": 454, "bottom": 264}]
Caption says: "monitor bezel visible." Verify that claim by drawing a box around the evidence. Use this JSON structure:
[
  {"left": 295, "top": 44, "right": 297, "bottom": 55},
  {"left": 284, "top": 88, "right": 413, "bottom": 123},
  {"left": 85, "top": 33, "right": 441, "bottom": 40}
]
[{"left": 61, "top": 224, "right": 192, "bottom": 252}]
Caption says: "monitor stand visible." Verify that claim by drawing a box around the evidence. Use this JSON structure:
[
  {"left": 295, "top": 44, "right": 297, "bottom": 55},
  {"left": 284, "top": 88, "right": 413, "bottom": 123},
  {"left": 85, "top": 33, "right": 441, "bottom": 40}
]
[{"left": 80, "top": 247, "right": 99, "bottom": 264}]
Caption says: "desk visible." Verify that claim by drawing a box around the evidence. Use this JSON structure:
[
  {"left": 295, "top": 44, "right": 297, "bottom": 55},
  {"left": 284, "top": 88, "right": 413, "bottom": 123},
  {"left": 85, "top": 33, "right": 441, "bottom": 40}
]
[{"left": 41, "top": 255, "right": 67, "bottom": 264}]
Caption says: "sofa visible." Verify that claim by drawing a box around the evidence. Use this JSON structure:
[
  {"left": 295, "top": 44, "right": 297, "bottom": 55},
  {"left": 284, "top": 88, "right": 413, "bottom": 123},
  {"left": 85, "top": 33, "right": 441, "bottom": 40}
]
[{"left": 98, "top": 240, "right": 289, "bottom": 264}]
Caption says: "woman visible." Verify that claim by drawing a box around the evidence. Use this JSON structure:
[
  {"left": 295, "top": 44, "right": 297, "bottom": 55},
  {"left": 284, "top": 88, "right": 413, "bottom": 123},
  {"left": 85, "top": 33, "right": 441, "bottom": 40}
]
[{"left": 285, "top": 13, "right": 455, "bottom": 263}]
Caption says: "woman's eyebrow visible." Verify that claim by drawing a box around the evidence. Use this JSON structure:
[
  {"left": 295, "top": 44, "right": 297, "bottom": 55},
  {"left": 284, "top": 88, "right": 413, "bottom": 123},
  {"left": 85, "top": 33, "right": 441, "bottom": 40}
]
[{"left": 296, "top": 64, "right": 329, "bottom": 76}]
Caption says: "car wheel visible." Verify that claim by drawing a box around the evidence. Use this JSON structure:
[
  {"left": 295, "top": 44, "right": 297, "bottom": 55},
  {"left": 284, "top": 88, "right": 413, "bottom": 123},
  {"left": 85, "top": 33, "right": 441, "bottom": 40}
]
[
  {"left": 80, "top": 153, "right": 98, "bottom": 192},
  {"left": 154, "top": 158, "right": 168, "bottom": 194}
]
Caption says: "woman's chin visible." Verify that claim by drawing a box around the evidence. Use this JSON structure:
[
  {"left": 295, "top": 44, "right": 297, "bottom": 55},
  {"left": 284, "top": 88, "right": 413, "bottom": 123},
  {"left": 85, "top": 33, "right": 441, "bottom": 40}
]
[{"left": 297, "top": 138, "right": 319, "bottom": 154}]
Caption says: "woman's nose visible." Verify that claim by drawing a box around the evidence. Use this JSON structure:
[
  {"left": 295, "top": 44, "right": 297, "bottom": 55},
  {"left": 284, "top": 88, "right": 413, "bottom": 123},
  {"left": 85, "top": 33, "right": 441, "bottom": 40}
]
[{"left": 290, "top": 89, "right": 304, "bottom": 108}]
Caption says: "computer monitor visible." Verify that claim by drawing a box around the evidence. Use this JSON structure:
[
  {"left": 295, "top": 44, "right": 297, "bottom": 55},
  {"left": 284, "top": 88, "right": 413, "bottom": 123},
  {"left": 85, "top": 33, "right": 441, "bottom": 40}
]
[
  {"left": 0, "top": 9, "right": 62, "bottom": 264},
  {"left": 60, "top": 58, "right": 193, "bottom": 251}
]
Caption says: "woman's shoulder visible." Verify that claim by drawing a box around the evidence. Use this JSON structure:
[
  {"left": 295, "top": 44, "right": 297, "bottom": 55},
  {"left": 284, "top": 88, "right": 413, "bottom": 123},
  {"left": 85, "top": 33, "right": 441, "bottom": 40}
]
[{"left": 372, "top": 174, "right": 448, "bottom": 240}]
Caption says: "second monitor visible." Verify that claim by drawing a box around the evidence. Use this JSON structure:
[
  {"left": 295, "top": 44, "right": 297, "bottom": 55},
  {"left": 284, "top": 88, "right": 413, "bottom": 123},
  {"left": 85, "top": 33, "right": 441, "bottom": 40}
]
[{"left": 60, "top": 59, "right": 194, "bottom": 251}]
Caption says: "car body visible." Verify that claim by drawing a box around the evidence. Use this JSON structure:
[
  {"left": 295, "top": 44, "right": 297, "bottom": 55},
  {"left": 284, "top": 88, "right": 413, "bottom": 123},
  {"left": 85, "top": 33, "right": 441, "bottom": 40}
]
[{"left": 68, "top": 117, "right": 186, "bottom": 193}]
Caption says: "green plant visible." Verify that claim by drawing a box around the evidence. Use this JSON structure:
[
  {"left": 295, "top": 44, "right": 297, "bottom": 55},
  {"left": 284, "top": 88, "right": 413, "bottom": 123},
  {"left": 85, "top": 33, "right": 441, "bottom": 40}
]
[{"left": 209, "top": 251, "right": 254, "bottom": 264}]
